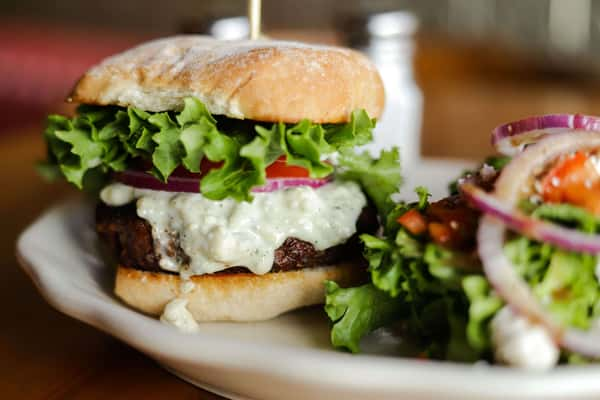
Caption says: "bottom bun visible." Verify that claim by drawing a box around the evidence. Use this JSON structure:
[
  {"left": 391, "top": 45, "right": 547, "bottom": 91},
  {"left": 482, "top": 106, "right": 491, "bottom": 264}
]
[{"left": 115, "top": 263, "right": 366, "bottom": 322}]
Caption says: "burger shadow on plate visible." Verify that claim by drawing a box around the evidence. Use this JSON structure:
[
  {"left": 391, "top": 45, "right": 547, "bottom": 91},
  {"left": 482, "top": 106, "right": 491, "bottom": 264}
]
[{"left": 63, "top": 196, "right": 116, "bottom": 296}]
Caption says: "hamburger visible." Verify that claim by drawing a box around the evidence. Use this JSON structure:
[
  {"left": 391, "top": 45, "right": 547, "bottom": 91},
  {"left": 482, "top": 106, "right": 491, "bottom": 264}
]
[{"left": 40, "top": 35, "right": 400, "bottom": 325}]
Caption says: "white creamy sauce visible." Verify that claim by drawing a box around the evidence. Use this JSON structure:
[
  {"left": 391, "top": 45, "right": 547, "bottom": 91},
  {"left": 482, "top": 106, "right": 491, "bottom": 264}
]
[
  {"left": 100, "top": 181, "right": 366, "bottom": 277},
  {"left": 160, "top": 298, "right": 199, "bottom": 333},
  {"left": 180, "top": 280, "right": 196, "bottom": 294},
  {"left": 491, "top": 306, "right": 559, "bottom": 370},
  {"left": 100, "top": 183, "right": 136, "bottom": 206}
]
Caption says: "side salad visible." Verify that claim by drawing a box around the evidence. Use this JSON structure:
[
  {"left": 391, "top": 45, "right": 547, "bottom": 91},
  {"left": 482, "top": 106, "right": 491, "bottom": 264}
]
[{"left": 326, "top": 114, "right": 600, "bottom": 369}]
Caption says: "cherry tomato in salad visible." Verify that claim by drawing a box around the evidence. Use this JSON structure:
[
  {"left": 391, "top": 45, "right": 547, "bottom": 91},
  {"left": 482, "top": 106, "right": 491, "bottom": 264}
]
[
  {"left": 397, "top": 209, "right": 427, "bottom": 236},
  {"left": 540, "top": 151, "right": 600, "bottom": 215},
  {"left": 426, "top": 196, "right": 479, "bottom": 250},
  {"left": 396, "top": 196, "right": 479, "bottom": 250}
]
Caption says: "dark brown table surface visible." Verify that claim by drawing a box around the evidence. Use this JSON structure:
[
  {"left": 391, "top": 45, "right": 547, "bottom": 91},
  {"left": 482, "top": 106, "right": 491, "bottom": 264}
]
[{"left": 4, "top": 32, "right": 600, "bottom": 399}]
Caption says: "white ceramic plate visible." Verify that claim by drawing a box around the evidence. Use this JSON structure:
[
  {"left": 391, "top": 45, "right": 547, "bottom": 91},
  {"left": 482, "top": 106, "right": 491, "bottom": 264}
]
[{"left": 17, "top": 158, "right": 600, "bottom": 400}]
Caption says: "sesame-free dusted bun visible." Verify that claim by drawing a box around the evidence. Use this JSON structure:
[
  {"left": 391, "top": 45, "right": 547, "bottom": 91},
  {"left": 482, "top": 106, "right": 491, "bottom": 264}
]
[
  {"left": 70, "top": 35, "right": 385, "bottom": 123},
  {"left": 115, "top": 263, "right": 365, "bottom": 322}
]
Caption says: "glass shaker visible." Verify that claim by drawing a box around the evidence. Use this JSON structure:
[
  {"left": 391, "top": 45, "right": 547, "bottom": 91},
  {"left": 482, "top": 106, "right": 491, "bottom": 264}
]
[{"left": 342, "top": 11, "right": 423, "bottom": 168}]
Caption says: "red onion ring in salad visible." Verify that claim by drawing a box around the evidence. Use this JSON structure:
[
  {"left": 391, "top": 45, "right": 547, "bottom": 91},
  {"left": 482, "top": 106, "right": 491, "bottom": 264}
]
[
  {"left": 492, "top": 114, "right": 600, "bottom": 156},
  {"left": 115, "top": 169, "right": 333, "bottom": 193},
  {"left": 461, "top": 183, "right": 600, "bottom": 254},
  {"left": 479, "top": 216, "right": 600, "bottom": 357},
  {"left": 478, "top": 216, "right": 564, "bottom": 340},
  {"left": 477, "top": 131, "right": 600, "bottom": 357}
]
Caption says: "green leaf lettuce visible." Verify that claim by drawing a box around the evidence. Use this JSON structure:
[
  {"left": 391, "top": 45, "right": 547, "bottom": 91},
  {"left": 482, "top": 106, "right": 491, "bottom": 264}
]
[{"left": 41, "top": 98, "right": 390, "bottom": 201}]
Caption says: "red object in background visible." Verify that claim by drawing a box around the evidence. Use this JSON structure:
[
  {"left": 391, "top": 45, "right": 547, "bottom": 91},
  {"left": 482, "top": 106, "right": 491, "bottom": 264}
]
[{"left": 0, "top": 20, "right": 151, "bottom": 132}]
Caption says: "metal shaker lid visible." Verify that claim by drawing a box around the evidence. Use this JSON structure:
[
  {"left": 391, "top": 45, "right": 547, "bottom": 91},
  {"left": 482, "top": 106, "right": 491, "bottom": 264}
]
[
  {"left": 367, "top": 11, "right": 419, "bottom": 38},
  {"left": 340, "top": 11, "right": 418, "bottom": 47},
  {"left": 209, "top": 16, "right": 249, "bottom": 40}
]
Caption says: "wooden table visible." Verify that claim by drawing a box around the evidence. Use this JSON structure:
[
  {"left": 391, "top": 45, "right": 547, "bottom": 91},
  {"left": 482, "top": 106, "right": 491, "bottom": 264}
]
[
  {"left": 4, "top": 35, "right": 600, "bottom": 399},
  {"left": 0, "top": 129, "right": 224, "bottom": 399}
]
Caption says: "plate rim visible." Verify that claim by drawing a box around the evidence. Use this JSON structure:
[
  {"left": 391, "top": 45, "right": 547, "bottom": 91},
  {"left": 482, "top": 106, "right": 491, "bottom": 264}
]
[{"left": 16, "top": 158, "right": 600, "bottom": 399}]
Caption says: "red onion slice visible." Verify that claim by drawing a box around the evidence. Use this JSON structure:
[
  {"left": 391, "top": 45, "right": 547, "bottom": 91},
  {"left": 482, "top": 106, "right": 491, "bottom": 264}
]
[
  {"left": 114, "top": 170, "right": 333, "bottom": 193},
  {"left": 461, "top": 183, "right": 600, "bottom": 254},
  {"left": 477, "top": 131, "right": 600, "bottom": 357},
  {"left": 492, "top": 114, "right": 600, "bottom": 156},
  {"left": 478, "top": 216, "right": 564, "bottom": 340},
  {"left": 251, "top": 177, "right": 332, "bottom": 192},
  {"left": 115, "top": 170, "right": 200, "bottom": 193}
]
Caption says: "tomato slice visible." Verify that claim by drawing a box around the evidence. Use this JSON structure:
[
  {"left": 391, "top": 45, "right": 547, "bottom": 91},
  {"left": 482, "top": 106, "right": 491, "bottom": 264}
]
[
  {"left": 137, "top": 156, "right": 311, "bottom": 179},
  {"left": 264, "top": 156, "right": 310, "bottom": 178},
  {"left": 541, "top": 151, "right": 600, "bottom": 215}
]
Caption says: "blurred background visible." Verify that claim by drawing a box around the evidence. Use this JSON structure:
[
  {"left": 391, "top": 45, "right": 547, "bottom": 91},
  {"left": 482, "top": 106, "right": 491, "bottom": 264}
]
[
  {"left": 2, "top": 0, "right": 600, "bottom": 160},
  {"left": 3, "top": 3, "right": 600, "bottom": 395}
]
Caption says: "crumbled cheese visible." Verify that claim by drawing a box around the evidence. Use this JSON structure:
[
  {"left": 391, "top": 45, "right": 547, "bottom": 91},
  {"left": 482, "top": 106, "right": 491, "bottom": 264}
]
[
  {"left": 479, "top": 164, "right": 497, "bottom": 180},
  {"left": 491, "top": 306, "right": 559, "bottom": 370}
]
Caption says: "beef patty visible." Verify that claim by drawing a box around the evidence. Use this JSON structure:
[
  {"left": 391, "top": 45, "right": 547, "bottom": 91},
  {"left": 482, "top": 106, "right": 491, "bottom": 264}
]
[{"left": 96, "top": 202, "right": 378, "bottom": 274}]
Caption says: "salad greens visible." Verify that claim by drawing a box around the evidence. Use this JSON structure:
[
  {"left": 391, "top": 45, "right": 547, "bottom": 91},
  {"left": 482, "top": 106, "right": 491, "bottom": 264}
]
[
  {"left": 326, "top": 187, "right": 480, "bottom": 360},
  {"left": 326, "top": 167, "right": 600, "bottom": 363},
  {"left": 40, "top": 97, "right": 385, "bottom": 201},
  {"left": 325, "top": 281, "right": 404, "bottom": 353},
  {"left": 336, "top": 147, "right": 402, "bottom": 219}
]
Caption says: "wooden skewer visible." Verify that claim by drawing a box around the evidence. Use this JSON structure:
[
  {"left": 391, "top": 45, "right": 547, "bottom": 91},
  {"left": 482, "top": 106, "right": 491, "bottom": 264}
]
[{"left": 248, "top": 0, "right": 262, "bottom": 39}]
